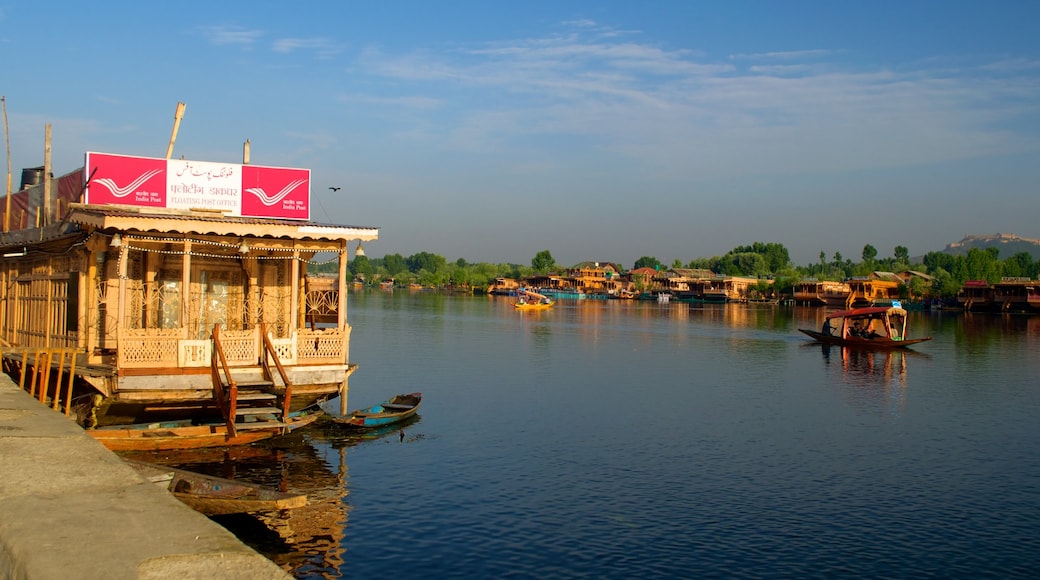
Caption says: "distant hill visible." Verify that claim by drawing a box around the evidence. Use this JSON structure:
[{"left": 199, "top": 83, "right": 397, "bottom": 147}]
[{"left": 942, "top": 233, "right": 1040, "bottom": 260}]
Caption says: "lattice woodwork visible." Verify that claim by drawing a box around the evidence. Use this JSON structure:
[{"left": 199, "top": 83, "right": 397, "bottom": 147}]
[
  {"left": 296, "top": 328, "right": 347, "bottom": 364},
  {"left": 117, "top": 328, "right": 184, "bottom": 368},
  {"left": 221, "top": 328, "right": 259, "bottom": 365}
]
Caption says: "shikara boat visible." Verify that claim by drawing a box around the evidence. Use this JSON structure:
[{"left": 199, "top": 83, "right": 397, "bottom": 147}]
[
  {"left": 514, "top": 289, "right": 554, "bottom": 310},
  {"left": 798, "top": 305, "right": 931, "bottom": 349},
  {"left": 330, "top": 392, "right": 422, "bottom": 428},
  {"left": 88, "top": 410, "right": 321, "bottom": 452},
  {"left": 125, "top": 459, "right": 307, "bottom": 516}
]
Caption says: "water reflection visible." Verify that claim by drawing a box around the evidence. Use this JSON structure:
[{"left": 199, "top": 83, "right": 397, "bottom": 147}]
[
  {"left": 117, "top": 418, "right": 419, "bottom": 578},
  {"left": 816, "top": 345, "right": 923, "bottom": 417}
]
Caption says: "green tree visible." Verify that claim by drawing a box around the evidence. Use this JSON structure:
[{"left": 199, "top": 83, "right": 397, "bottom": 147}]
[
  {"left": 731, "top": 242, "right": 791, "bottom": 272},
  {"left": 862, "top": 244, "right": 878, "bottom": 264},
  {"left": 383, "top": 253, "right": 407, "bottom": 276},
  {"left": 634, "top": 256, "right": 662, "bottom": 270},
  {"left": 406, "top": 251, "right": 447, "bottom": 274},
  {"left": 349, "top": 255, "right": 373, "bottom": 281},
  {"left": 894, "top": 245, "right": 909, "bottom": 264},
  {"left": 531, "top": 250, "right": 556, "bottom": 273}
]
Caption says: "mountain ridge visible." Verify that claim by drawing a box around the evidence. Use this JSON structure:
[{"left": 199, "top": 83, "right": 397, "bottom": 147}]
[{"left": 941, "top": 233, "right": 1040, "bottom": 260}]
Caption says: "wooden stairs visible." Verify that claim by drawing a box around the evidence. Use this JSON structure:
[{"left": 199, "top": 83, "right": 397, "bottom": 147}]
[{"left": 210, "top": 324, "right": 294, "bottom": 438}]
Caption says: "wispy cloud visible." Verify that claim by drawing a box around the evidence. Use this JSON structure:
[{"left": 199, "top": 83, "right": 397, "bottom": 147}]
[
  {"left": 197, "top": 25, "right": 263, "bottom": 48},
  {"left": 273, "top": 37, "right": 344, "bottom": 59},
  {"left": 730, "top": 49, "right": 833, "bottom": 61},
  {"left": 349, "top": 21, "right": 1040, "bottom": 180}
]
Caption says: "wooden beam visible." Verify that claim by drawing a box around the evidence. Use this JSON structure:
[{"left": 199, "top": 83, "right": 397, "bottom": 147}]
[{"left": 165, "top": 102, "right": 186, "bottom": 160}]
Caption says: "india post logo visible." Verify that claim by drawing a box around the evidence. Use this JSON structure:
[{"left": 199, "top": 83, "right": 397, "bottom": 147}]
[
  {"left": 85, "top": 152, "right": 166, "bottom": 207},
  {"left": 241, "top": 165, "right": 310, "bottom": 220}
]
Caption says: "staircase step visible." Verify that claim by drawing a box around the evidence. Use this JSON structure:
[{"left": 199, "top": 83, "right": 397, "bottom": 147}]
[
  {"left": 236, "top": 392, "right": 277, "bottom": 402},
  {"left": 235, "top": 421, "right": 289, "bottom": 431},
  {"left": 235, "top": 406, "right": 281, "bottom": 416},
  {"left": 237, "top": 380, "right": 275, "bottom": 389}
]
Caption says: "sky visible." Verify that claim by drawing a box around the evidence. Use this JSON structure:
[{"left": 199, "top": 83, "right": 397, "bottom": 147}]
[{"left": 2, "top": 1, "right": 1039, "bottom": 268}]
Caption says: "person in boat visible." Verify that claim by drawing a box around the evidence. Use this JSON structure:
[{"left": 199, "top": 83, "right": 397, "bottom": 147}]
[{"left": 823, "top": 319, "right": 833, "bottom": 336}]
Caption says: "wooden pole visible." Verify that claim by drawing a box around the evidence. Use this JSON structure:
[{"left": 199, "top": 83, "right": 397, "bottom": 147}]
[
  {"left": 338, "top": 240, "right": 349, "bottom": 415},
  {"left": 2, "top": 96, "right": 10, "bottom": 233},
  {"left": 243, "top": 139, "right": 250, "bottom": 165},
  {"left": 165, "top": 102, "right": 186, "bottom": 160},
  {"left": 43, "top": 124, "right": 51, "bottom": 225}
]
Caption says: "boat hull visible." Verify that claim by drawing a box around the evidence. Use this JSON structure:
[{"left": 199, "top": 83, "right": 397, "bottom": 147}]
[
  {"left": 798, "top": 329, "right": 932, "bottom": 349},
  {"left": 126, "top": 459, "right": 307, "bottom": 515},
  {"left": 88, "top": 412, "right": 320, "bottom": 451},
  {"left": 332, "top": 392, "right": 421, "bottom": 428}
]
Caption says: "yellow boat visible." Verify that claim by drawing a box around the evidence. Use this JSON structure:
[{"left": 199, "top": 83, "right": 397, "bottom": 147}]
[{"left": 513, "top": 289, "right": 555, "bottom": 310}]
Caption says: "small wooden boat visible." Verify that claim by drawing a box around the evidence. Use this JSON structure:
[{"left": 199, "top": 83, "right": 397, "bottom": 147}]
[
  {"left": 798, "top": 305, "right": 931, "bottom": 349},
  {"left": 514, "top": 289, "right": 554, "bottom": 310},
  {"left": 125, "top": 459, "right": 307, "bottom": 516},
  {"left": 88, "top": 411, "right": 321, "bottom": 452},
  {"left": 331, "top": 392, "right": 422, "bottom": 428}
]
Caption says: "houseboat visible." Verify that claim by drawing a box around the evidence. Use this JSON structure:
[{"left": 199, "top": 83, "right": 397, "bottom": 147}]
[
  {"left": 0, "top": 150, "right": 377, "bottom": 446},
  {"left": 846, "top": 275, "right": 902, "bottom": 308},
  {"left": 990, "top": 278, "right": 1040, "bottom": 312},
  {"left": 792, "top": 280, "right": 852, "bottom": 307},
  {"left": 957, "top": 280, "right": 992, "bottom": 312}
]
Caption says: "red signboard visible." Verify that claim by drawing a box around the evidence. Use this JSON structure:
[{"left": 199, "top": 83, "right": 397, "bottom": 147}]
[{"left": 84, "top": 152, "right": 310, "bottom": 220}]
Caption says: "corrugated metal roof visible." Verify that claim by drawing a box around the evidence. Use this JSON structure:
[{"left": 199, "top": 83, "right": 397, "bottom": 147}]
[{"left": 65, "top": 204, "right": 379, "bottom": 242}]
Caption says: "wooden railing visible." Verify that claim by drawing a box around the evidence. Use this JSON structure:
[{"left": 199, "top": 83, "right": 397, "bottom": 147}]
[
  {"left": 16, "top": 348, "right": 78, "bottom": 417},
  {"left": 260, "top": 323, "right": 293, "bottom": 423},
  {"left": 209, "top": 324, "right": 238, "bottom": 438}
]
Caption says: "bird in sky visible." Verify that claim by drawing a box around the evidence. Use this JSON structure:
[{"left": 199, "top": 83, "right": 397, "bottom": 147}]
[{"left": 329, "top": 186, "right": 341, "bottom": 192}]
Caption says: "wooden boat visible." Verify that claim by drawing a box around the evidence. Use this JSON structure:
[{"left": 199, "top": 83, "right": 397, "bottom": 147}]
[
  {"left": 125, "top": 459, "right": 307, "bottom": 516},
  {"left": 798, "top": 305, "right": 931, "bottom": 349},
  {"left": 330, "top": 392, "right": 422, "bottom": 428},
  {"left": 88, "top": 410, "right": 321, "bottom": 452},
  {"left": 0, "top": 117, "right": 378, "bottom": 442},
  {"left": 513, "top": 289, "right": 554, "bottom": 310}
]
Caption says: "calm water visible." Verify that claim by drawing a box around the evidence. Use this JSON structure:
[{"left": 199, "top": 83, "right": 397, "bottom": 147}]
[{"left": 132, "top": 293, "right": 1040, "bottom": 578}]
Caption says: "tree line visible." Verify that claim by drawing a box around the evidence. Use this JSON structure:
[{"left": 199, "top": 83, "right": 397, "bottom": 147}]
[{"left": 308, "top": 243, "right": 1040, "bottom": 299}]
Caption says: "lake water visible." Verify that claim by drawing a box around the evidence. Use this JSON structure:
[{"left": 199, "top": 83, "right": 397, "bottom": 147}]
[{"left": 137, "top": 292, "right": 1040, "bottom": 578}]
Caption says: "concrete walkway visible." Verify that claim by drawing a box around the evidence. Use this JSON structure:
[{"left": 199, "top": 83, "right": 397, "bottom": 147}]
[{"left": 0, "top": 374, "right": 289, "bottom": 579}]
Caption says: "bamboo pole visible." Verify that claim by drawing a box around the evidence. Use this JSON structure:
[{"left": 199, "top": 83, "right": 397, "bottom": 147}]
[
  {"left": 2, "top": 96, "right": 10, "bottom": 233},
  {"left": 165, "top": 102, "right": 186, "bottom": 159},
  {"left": 243, "top": 139, "right": 250, "bottom": 165},
  {"left": 43, "top": 124, "right": 51, "bottom": 225}
]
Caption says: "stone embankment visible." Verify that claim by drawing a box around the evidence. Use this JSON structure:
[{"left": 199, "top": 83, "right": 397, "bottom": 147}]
[{"left": 0, "top": 373, "right": 289, "bottom": 579}]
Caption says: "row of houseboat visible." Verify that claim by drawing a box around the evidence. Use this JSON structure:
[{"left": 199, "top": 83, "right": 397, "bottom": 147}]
[{"left": 487, "top": 263, "right": 1040, "bottom": 312}]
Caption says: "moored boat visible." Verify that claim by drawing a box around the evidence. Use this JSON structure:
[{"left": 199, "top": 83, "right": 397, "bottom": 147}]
[
  {"left": 329, "top": 392, "right": 422, "bottom": 428},
  {"left": 88, "top": 410, "right": 321, "bottom": 451},
  {"left": 125, "top": 459, "right": 307, "bottom": 515},
  {"left": 798, "top": 305, "right": 931, "bottom": 349},
  {"left": 514, "top": 289, "right": 555, "bottom": 310}
]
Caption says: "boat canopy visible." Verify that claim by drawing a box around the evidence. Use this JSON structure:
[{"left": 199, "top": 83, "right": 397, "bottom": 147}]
[{"left": 825, "top": 306, "right": 907, "bottom": 320}]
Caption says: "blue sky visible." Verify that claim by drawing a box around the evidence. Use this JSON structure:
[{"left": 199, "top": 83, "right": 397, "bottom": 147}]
[{"left": 2, "top": 1, "right": 1038, "bottom": 267}]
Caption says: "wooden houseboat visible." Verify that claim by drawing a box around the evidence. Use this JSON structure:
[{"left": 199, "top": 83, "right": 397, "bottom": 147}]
[
  {"left": 846, "top": 275, "right": 902, "bottom": 308},
  {"left": 988, "top": 278, "right": 1040, "bottom": 312},
  {"left": 0, "top": 150, "right": 377, "bottom": 446},
  {"left": 956, "top": 280, "right": 992, "bottom": 311},
  {"left": 792, "top": 280, "right": 852, "bottom": 307}
]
